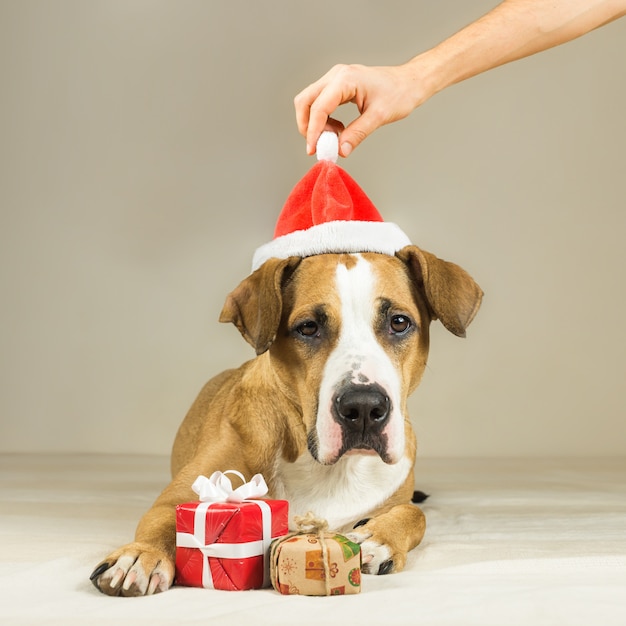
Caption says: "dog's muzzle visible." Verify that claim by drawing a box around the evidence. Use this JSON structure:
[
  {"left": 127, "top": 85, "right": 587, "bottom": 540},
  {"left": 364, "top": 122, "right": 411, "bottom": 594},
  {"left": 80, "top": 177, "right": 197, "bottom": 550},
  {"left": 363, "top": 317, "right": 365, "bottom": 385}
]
[{"left": 331, "top": 383, "right": 392, "bottom": 462}]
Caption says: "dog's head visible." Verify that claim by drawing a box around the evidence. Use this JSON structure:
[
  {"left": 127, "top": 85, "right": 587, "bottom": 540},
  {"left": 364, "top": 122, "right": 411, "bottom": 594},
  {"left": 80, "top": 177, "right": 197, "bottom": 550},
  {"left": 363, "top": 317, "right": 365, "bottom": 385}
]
[{"left": 220, "top": 246, "right": 482, "bottom": 466}]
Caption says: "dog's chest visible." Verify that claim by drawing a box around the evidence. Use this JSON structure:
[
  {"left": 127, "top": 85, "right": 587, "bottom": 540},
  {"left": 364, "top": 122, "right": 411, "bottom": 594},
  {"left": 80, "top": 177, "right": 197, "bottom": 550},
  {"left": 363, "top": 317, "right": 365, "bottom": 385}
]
[{"left": 273, "top": 452, "right": 412, "bottom": 532}]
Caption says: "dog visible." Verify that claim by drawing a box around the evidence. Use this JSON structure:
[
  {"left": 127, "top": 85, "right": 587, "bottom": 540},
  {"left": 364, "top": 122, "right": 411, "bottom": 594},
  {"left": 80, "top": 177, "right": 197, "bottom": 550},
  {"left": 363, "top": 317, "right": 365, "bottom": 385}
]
[{"left": 90, "top": 245, "right": 482, "bottom": 596}]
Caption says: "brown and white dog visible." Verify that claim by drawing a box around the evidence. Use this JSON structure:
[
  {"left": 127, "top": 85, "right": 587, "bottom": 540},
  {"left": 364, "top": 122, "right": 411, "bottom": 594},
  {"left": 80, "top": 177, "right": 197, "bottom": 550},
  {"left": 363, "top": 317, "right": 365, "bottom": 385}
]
[{"left": 90, "top": 245, "right": 482, "bottom": 596}]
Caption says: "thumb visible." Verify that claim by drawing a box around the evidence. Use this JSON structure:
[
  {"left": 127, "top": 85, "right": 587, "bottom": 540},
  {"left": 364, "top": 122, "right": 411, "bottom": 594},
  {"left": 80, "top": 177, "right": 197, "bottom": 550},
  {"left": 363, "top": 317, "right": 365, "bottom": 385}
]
[{"left": 338, "top": 109, "right": 384, "bottom": 157}]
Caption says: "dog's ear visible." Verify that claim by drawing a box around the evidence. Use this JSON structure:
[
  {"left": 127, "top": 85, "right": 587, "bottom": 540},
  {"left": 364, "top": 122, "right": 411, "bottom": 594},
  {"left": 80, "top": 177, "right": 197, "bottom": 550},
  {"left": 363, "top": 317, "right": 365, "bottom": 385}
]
[
  {"left": 219, "top": 257, "right": 301, "bottom": 355},
  {"left": 397, "top": 245, "right": 483, "bottom": 338}
]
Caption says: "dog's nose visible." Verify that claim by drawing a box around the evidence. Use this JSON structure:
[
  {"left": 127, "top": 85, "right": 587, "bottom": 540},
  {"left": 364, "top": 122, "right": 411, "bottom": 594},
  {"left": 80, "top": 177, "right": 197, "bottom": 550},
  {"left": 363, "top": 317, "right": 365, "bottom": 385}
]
[{"left": 334, "top": 385, "right": 390, "bottom": 431}]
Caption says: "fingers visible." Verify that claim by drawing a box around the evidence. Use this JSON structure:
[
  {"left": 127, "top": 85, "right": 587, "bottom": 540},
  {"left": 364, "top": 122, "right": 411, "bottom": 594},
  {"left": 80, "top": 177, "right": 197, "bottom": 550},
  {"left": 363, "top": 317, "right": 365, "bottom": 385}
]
[
  {"left": 339, "top": 106, "right": 386, "bottom": 157},
  {"left": 294, "top": 63, "right": 399, "bottom": 157},
  {"left": 295, "top": 65, "right": 358, "bottom": 155}
]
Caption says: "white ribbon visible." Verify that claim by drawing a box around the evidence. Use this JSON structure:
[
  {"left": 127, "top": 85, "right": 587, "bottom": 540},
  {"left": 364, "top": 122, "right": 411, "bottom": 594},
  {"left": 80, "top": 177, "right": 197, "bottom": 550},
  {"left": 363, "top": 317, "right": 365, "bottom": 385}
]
[
  {"left": 192, "top": 470, "right": 268, "bottom": 503},
  {"left": 178, "top": 471, "right": 274, "bottom": 589}
]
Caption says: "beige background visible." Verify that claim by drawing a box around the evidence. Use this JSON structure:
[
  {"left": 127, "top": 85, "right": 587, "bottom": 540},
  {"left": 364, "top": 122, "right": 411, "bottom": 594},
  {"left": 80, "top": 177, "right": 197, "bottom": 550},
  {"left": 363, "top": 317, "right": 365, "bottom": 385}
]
[{"left": 1, "top": 1, "right": 625, "bottom": 457}]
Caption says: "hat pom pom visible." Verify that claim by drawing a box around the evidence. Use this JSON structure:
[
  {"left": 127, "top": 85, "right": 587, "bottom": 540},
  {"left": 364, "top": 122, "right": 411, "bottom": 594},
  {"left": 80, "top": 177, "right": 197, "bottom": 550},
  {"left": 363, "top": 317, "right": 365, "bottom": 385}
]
[{"left": 316, "top": 131, "right": 339, "bottom": 164}]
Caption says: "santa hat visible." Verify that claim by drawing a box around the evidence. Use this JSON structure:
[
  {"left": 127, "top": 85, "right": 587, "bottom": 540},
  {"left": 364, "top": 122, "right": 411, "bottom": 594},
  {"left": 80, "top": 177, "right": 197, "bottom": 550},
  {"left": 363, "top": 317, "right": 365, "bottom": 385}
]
[{"left": 251, "top": 132, "right": 411, "bottom": 271}]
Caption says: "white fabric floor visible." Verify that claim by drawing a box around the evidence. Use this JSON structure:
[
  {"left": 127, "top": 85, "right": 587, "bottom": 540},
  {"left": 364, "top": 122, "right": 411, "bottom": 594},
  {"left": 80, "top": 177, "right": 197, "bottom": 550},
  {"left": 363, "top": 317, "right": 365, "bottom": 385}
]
[{"left": 1, "top": 454, "right": 625, "bottom": 626}]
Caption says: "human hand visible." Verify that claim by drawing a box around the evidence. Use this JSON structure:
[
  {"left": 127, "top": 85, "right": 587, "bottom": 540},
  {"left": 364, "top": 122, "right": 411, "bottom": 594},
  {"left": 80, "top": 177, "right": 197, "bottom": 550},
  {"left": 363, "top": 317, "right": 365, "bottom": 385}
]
[{"left": 294, "top": 63, "right": 422, "bottom": 157}]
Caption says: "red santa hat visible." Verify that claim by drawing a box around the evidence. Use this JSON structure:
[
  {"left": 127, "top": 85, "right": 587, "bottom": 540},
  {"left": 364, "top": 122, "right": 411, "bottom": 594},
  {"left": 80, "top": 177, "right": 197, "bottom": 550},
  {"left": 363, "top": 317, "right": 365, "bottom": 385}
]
[{"left": 251, "top": 132, "right": 411, "bottom": 271}]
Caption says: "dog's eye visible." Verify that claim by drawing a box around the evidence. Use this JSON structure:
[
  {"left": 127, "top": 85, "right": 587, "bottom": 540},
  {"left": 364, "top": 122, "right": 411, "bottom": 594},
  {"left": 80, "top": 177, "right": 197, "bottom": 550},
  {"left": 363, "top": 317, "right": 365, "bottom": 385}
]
[
  {"left": 297, "top": 321, "right": 319, "bottom": 337},
  {"left": 390, "top": 315, "right": 411, "bottom": 334}
]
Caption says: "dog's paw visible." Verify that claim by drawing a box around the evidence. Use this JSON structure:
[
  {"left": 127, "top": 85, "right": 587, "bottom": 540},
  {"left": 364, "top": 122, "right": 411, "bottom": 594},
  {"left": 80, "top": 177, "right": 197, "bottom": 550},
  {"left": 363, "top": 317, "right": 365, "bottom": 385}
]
[
  {"left": 346, "top": 518, "right": 406, "bottom": 575},
  {"left": 90, "top": 542, "right": 174, "bottom": 597}
]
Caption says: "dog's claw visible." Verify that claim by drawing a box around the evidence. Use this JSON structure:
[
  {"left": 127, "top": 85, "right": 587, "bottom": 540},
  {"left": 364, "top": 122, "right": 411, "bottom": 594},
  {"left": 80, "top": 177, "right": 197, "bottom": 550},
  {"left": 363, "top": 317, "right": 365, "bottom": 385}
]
[
  {"left": 377, "top": 559, "right": 394, "bottom": 575},
  {"left": 89, "top": 562, "right": 110, "bottom": 585},
  {"left": 353, "top": 518, "right": 371, "bottom": 529},
  {"left": 110, "top": 567, "right": 126, "bottom": 590},
  {"left": 411, "top": 490, "right": 429, "bottom": 503},
  {"left": 147, "top": 573, "right": 163, "bottom": 595}
]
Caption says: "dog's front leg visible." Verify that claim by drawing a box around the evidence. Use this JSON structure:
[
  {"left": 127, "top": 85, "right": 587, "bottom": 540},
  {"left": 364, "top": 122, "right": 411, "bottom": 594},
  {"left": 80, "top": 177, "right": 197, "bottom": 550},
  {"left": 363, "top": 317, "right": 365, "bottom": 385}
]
[
  {"left": 90, "top": 467, "right": 202, "bottom": 596},
  {"left": 90, "top": 494, "right": 182, "bottom": 596},
  {"left": 346, "top": 504, "right": 426, "bottom": 575}
]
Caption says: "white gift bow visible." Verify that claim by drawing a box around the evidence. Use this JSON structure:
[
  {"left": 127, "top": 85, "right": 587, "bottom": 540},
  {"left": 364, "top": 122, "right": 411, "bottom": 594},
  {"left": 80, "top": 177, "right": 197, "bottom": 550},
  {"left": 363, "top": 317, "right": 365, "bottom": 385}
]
[{"left": 191, "top": 470, "right": 269, "bottom": 503}]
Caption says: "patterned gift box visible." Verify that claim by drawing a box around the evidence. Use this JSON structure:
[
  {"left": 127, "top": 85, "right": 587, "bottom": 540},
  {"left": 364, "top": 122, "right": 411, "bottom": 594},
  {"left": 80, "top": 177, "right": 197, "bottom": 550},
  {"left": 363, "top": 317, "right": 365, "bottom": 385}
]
[
  {"left": 270, "top": 514, "right": 361, "bottom": 596},
  {"left": 175, "top": 471, "right": 289, "bottom": 591}
]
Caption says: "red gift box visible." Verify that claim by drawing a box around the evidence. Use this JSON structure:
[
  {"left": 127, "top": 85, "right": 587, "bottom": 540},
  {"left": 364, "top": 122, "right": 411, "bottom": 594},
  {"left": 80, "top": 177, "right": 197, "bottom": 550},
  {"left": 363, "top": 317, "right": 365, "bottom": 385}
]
[{"left": 175, "top": 497, "right": 289, "bottom": 591}]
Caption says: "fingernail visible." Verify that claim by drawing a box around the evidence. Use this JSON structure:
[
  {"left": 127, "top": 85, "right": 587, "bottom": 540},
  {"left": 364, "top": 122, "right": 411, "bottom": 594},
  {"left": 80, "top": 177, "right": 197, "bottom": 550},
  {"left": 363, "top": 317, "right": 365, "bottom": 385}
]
[
  {"left": 341, "top": 142, "right": 352, "bottom": 157},
  {"left": 306, "top": 143, "right": 312, "bottom": 155}
]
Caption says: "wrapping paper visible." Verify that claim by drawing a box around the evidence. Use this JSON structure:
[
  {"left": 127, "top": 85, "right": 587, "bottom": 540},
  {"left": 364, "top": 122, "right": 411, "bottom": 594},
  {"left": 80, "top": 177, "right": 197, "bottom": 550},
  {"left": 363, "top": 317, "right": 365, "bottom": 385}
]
[
  {"left": 175, "top": 497, "right": 289, "bottom": 591},
  {"left": 270, "top": 518, "right": 361, "bottom": 596}
]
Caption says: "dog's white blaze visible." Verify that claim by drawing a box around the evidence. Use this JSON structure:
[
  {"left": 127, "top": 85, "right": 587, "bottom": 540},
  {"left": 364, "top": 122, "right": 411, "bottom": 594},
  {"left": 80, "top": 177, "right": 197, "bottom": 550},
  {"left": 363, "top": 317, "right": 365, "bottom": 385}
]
[
  {"left": 275, "top": 453, "right": 412, "bottom": 531},
  {"left": 315, "top": 255, "right": 405, "bottom": 464}
]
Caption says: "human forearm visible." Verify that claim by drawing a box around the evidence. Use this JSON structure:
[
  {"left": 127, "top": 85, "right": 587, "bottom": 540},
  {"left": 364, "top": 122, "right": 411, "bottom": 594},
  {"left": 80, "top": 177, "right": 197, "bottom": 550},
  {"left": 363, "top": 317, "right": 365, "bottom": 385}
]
[{"left": 409, "top": 0, "right": 626, "bottom": 101}]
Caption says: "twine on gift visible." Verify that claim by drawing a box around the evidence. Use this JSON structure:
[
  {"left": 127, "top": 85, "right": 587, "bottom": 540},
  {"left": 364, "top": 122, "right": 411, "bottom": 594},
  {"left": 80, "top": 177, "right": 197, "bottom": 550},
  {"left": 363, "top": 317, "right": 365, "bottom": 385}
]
[
  {"left": 292, "top": 512, "right": 332, "bottom": 596},
  {"left": 293, "top": 511, "right": 329, "bottom": 534}
]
